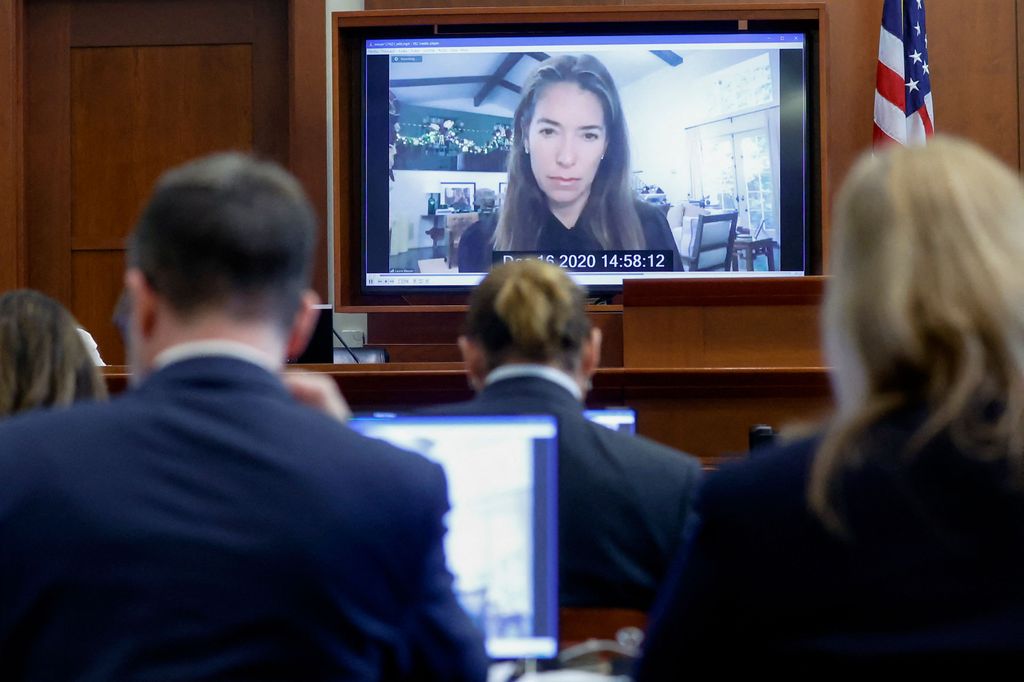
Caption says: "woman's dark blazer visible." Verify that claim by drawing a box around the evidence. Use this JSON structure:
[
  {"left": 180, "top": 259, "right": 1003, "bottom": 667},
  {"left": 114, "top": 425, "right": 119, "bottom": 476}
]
[
  {"left": 636, "top": 408, "right": 1024, "bottom": 677},
  {"left": 421, "top": 375, "right": 702, "bottom": 610}
]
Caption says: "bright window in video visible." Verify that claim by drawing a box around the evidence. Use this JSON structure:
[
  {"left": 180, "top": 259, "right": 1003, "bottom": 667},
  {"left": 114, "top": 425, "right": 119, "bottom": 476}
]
[{"left": 362, "top": 32, "right": 809, "bottom": 291}]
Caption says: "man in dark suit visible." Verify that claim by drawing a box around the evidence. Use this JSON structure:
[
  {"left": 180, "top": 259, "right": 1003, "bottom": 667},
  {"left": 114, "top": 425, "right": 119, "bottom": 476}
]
[
  {"left": 422, "top": 260, "right": 703, "bottom": 610},
  {"left": 0, "top": 154, "right": 487, "bottom": 680}
]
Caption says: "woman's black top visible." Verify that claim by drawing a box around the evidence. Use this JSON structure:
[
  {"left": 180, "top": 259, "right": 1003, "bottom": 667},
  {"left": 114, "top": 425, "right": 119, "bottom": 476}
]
[
  {"left": 459, "top": 199, "right": 682, "bottom": 272},
  {"left": 536, "top": 200, "right": 677, "bottom": 259}
]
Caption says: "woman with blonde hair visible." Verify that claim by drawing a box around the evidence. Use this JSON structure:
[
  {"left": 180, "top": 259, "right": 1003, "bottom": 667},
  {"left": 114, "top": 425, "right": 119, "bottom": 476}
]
[
  {"left": 423, "top": 258, "right": 702, "bottom": 609},
  {"left": 0, "top": 289, "right": 107, "bottom": 418},
  {"left": 635, "top": 136, "right": 1024, "bottom": 674}
]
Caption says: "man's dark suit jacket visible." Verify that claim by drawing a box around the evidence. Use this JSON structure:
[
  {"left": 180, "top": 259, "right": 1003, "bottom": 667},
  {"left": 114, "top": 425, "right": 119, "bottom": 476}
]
[
  {"left": 422, "top": 375, "right": 702, "bottom": 610},
  {"left": 0, "top": 357, "right": 488, "bottom": 681},
  {"left": 636, "top": 407, "right": 1024, "bottom": 677}
]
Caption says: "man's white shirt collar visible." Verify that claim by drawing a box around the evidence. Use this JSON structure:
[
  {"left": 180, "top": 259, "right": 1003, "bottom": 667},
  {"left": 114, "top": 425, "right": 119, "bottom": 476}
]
[
  {"left": 484, "top": 364, "right": 583, "bottom": 402},
  {"left": 153, "top": 340, "right": 280, "bottom": 373}
]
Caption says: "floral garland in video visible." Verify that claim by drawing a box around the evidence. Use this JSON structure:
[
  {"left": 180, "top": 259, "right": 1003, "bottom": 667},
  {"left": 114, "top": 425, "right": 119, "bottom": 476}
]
[{"left": 395, "top": 120, "right": 513, "bottom": 155}]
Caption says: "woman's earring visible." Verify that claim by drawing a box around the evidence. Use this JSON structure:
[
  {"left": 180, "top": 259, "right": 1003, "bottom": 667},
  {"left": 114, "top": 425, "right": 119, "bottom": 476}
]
[{"left": 524, "top": 146, "right": 530, "bottom": 155}]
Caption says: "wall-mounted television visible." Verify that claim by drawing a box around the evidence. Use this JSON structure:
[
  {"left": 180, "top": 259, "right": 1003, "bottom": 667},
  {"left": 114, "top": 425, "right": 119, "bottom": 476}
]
[{"left": 333, "top": 7, "right": 824, "bottom": 304}]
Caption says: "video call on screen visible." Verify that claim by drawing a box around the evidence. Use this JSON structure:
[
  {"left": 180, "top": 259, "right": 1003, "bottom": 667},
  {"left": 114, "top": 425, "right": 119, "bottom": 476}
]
[{"left": 362, "top": 32, "right": 810, "bottom": 292}]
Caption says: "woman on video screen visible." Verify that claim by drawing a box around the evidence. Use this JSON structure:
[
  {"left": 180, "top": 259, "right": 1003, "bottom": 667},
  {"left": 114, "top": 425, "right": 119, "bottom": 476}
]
[{"left": 492, "top": 54, "right": 681, "bottom": 269}]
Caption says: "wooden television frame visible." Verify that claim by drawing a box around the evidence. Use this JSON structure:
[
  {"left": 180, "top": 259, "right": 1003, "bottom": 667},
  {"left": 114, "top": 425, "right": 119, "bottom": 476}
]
[{"left": 331, "top": 3, "right": 829, "bottom": 310}]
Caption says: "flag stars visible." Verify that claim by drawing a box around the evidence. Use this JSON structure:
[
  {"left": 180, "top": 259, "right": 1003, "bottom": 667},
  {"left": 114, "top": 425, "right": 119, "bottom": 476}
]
[
  {"left": 922, "top": 62, "right": 930, "bottom": 75},
  {"left": 906, "top": 78, "right": 920, "bottom": 93},
  {"left": 916, "top": 0, "right": 922, "bottom": 7},
  {"left": 909, "top": 49, "right": 923, "bottom": 64},
  {"left": 914, "top": 22, "right": 922, "bottom": 36}
]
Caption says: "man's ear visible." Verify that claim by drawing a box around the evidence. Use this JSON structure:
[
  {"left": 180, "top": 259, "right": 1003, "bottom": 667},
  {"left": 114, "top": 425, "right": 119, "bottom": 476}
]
[
  {"left": 580, "top": 327, "right": 602, "bottom": 380},
  {"left": 285, "top": 290, "right": 320, "bottom": 362},
  {"left": 124, "top": 268, "right": 158, "bottom": 340},
  {"left": 458, "top": 335, "right": 488, "bottom": 391}
]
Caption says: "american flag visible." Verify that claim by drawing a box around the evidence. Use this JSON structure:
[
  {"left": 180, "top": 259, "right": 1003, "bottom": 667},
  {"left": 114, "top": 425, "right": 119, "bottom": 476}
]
[{"left": 873, "top": 0, "right": 933, "bottom": 146}]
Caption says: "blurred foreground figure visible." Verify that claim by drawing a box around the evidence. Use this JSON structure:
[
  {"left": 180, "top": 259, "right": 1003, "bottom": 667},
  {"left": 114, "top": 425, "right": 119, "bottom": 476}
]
[
  {"left": 0, "top": 153, "right": 487, "bottom": 681},
  {"left": 0, "top": 288, "right": 106, "bottom": 418},
  {"left": 637, "top": 136, "right": 1024, "bottom": 675}
]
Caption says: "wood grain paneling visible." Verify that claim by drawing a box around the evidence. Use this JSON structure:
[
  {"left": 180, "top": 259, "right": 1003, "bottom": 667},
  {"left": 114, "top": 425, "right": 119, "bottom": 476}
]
[
  {"left": 623, "top": 276, "right": 825, "bottom": 307},
  {"left": 71, "top": 250, "right": 126, "bottom": 365},
  {"left": 0, "top": 0, "right": 24, "bottom": 292},
  {"left": 623, "top": 277, "right": 824, "bottom": 367},
  {"left": 631, "top": 391, "right": 830, "bottom": 457},
  {"left": 927, "top": 0, "right": 1019, "bottom": 169},
  {"left": 253, "top": 0, "right": 289, "bottom": 167},
  {"left": 290, "top": 0, "right": 329, "bottom": 297},
  {"left": 103, "top": 364, "right": 832, "bottom": 459},
  {"left": 69, "top": 0, "right": 256, "bottom": 47},
  {"left": 1019, "top": 0, "right": 1024, "bottom": 172},
  {"left": 26, "top": 0, "right": 72, "bottom": 301},
  {"left": 366, "top": 308, "right": 625, "bottom": 365},
  {"left": 71, "top": 45, "right": 254, "bottom": 250}
]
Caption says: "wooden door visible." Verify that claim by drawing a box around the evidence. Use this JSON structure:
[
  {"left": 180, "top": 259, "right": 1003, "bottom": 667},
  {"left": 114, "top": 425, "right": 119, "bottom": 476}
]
[{"left": 25, "top": 0, "right": 289, "bottom": 364}]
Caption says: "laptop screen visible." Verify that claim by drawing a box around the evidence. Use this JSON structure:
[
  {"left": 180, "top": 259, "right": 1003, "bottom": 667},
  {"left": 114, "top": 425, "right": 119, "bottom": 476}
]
[
  {"left": 584, "top": 407, "right": 637, "bottom": 434},
  {"left": 349, "top": 414, "right": 559, "bottom": 659}
]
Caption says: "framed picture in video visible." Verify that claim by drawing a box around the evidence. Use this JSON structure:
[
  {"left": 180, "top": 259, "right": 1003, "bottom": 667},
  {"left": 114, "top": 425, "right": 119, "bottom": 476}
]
[{"left": 441, "top": 182, "right": 475, "bottom": 212}]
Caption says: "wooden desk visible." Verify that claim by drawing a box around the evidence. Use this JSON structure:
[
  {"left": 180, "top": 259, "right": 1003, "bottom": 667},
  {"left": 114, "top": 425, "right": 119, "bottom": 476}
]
[
  {"left": 103, "top": 364, "right": 832, "bottom": 462},
  {"left": 732, "top": 237, "right": 777, "bottom": 271},
  {"left": 623, "top": 277, "right": 825, "bottom": 369}
]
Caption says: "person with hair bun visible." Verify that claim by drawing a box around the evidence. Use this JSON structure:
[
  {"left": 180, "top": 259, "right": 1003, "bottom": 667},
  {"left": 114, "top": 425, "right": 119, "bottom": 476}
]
[
  {"left": 636, "top": 137, "right": 1024, "bottom": 675},
  {"left": 425, "top": 259, "right": 702, "bottom": 609},
  {"left": 0, "top": 289, "right": 107, "bottom": 419}
]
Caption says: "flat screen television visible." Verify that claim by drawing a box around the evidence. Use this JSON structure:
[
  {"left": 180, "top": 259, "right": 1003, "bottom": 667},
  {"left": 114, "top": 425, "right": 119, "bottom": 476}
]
[{"left": 335, "top": 8, "right": 823, "bottom": 301}]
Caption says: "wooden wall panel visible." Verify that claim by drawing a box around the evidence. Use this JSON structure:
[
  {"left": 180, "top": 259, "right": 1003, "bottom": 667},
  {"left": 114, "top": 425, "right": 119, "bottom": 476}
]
[
  {"left": 0, "top": 0, "right": 24, "bottom": 292},
  {"left": 71, "top": 250, "right": 125, "bottom": 365},
  {"left": 69, "top": 0, "right": 256, "bottom": 46},
  {"left": 253, "top": 0, "right": 290, "bottom": 167},
  {"left": 25, "top": 0, "right": 72, "bottom": 301},
  {"left": 71, "top": 45, "right": 254, "bottom": 250},
  {"left": 927, "top": 0, "right": 1019, "bottom": 169},
  {"left": 290, "top": 0, "right": 329, "bottom": 297},
  {"left": 1019, "top": 0, "right": 1024, "bottom": 173},
  {"left": 22, "top": 0, "right": 294, "bottom": 365},
  {"left": 632, "top": 392, "right": 830, "bottom": 458},
  {"left": 366, "top": 308, "right": 626, "bottom": 366}
]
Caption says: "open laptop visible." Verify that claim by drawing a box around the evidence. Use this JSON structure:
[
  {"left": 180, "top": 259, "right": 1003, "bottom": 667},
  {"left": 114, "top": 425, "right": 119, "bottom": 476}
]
[
  {"left": 584, "top": 407, "right": 637, "bottom": 434},
  {"left": 349, "top": 414, "right": 559, "bottom": 660}
]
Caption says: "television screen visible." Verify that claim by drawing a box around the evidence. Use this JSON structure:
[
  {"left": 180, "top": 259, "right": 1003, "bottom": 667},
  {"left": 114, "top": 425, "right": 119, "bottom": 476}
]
[
  {"left": 361, "top": 29, "right": 811, "bottom": 293},
  {"left": 348, "top": 414, "right": 559, "bottom": 660},
  {"left": 584, "top": 407, "right": 637, "bottom": 434}
]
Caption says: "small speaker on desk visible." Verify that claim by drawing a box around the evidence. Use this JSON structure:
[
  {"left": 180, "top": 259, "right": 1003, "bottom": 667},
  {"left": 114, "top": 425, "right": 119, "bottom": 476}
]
[{"left": 748, "top": 424, "right": 776, "bottom": 454}]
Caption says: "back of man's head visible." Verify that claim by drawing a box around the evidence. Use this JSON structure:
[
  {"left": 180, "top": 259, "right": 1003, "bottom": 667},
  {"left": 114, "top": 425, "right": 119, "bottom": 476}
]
[{"left": 128, "top": 153, "right": 316, "bottom": 329}]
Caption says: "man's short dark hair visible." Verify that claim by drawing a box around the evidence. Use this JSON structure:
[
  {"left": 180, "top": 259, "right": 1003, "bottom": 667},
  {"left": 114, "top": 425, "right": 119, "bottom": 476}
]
[{"left": 127, "top": 153, "right": 317, "bottom": 329}]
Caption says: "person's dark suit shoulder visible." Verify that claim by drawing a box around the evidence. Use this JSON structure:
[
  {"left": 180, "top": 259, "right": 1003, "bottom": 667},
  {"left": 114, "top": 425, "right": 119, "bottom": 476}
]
[
  {"left": 0, "top": 359, "right": 487, "bottom": 681},
  {"left": 419, "top": 376, "right": 701, "bottom": 609},
  {"left": 638, "top": 421, "right": 1024, "bottom": 678}
]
